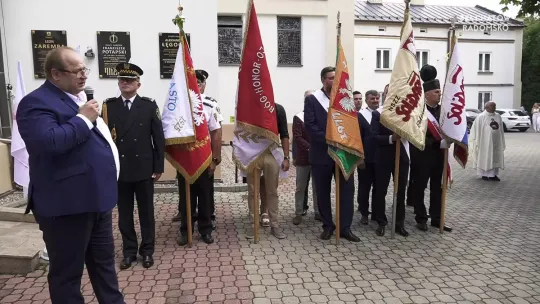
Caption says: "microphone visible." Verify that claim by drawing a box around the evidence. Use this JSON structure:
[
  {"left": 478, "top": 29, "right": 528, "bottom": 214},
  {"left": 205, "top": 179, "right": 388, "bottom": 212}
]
[
  {"left": 83, "top": 86, "right": 97, "bottom": 127},
  {"left": 84, "top": 86, "right": 94, "bottom": 101}
]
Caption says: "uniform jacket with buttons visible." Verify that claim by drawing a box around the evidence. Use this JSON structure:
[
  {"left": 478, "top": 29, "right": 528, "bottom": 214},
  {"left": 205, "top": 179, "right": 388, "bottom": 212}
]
[{"left": 102, "top": 95, "right": 165, "bottom": 182}]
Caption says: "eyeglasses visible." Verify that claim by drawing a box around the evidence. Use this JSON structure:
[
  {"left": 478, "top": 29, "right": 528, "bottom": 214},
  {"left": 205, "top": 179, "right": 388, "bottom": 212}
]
[{"left": 57, "top": 67, "right": 91, "bottom": 77}]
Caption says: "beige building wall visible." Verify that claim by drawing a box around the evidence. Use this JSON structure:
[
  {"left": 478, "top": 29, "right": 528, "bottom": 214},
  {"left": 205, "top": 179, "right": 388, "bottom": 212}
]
[{"left": 0, "top": 143, "right": 13, "bottom": 194}]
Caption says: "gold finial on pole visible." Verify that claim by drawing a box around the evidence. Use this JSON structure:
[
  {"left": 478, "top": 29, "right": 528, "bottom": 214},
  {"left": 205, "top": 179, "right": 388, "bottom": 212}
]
[{"left": 173, "top": 4, "right": 185, "bottom": 30}]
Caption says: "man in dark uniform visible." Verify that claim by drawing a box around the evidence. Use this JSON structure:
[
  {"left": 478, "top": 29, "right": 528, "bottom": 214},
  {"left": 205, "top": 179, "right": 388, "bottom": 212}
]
[
  {"left": 172, "top": 69, "right": 223, "bottom": 231},
  {"left": 409, "top": 64, "right": 452, "bottom": 232},
  {"left": 102, "top": 63, "right": 165, "bottom": 269},
  {"left": 371, "top": 109, "right": 410, "bottom": 237},
  {"left": 177, "top": 74, "right": 222, "bottom": 245}
]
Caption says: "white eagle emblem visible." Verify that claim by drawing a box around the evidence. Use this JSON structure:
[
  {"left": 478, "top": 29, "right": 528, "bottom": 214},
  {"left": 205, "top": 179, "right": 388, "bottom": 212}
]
[
  {"left": 338, "top": 78, "right": 355, "bottom": 113},
  {"left": 189, "top": 89, "right": 206, "bottom": 126}
]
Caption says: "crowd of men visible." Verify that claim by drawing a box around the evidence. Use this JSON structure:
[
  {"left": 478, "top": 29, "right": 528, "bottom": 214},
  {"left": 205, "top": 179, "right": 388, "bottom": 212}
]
[{"left": 14, "top": 46, "right": 506, "bottom": 303}]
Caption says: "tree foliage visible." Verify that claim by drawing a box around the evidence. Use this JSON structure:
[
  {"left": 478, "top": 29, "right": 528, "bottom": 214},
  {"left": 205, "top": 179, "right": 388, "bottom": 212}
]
[
  {"left": 520, "top": 17, "right": 540, "bottom": 111},
  {"left": 499, "top": 0, "right": 539, "bottom": 18}
]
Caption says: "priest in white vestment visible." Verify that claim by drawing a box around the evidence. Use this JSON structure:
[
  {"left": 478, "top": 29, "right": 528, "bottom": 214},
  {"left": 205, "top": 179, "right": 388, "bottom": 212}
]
[{"left": 469, "top": 101, "right": 505, "bottom": 181}]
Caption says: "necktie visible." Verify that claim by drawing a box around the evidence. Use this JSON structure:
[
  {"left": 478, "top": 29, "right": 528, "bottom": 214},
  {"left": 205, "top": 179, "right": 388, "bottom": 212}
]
[{"left": 124, "top": 100, "right": 130, "bottom": 110}]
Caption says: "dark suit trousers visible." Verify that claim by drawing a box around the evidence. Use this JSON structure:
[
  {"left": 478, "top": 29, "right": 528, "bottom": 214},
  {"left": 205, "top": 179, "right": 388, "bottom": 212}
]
[
  {"left": 373, "top": 155, "right": 409, "bottom": 227},
  {"left": 312, "top": 163, "right": 354, "bottom": 233},
  {"left": 210, "top": 174, "right": 216, "bottom": 220},
  {"left": 177, "top": 169, "right": 213, "bottom": 236},
  {"left": 411, "top": 148, "right": 444, "bottom": 224},
  {"left": 357, "top": 162, "right": 376, "bottom": 218},
  {"left": 117, "top": 179, "right": 155, "bottom": 257},
  {"left": 36, "top": 211, "right": 124, "bottom": 304}
]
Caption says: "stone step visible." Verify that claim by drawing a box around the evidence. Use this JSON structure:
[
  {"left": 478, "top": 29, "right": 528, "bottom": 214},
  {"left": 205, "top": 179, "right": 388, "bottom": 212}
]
[{"left": 0, "top": 220, "right": 43, "bottom": 274}]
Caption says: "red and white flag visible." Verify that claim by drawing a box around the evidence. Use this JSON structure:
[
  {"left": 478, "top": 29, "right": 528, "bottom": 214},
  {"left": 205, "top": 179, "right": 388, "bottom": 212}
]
[
  {"left": 161, "top": 29, "right": 212, "bottom": 183},
  {"left": 232, "top": 0, "right": 282, "bottom": 172},
  {"left": 426, "top": 112, "right": 454, "bottom": 186},
  {"left": 440, "top": 34, "right": 469, "bottom": 169},
  {"left": 11, "top": 61, "right": 30, "bottom": 192}
]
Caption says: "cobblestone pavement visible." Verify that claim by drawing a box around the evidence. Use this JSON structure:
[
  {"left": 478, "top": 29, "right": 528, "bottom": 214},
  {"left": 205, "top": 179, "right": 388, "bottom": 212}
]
[{"left": 0, "top": 132, "right": 539, "bottom": 304}]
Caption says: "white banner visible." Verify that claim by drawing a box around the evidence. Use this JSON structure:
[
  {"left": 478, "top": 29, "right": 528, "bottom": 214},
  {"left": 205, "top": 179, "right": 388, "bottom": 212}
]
[
  {"left": 161, "top": 41, "right": 197, "bottom": 143},
  {"left": 440, "top": 40, "right": 468, "bottom": 146},
  {"left": 11, "top": 61, "right": 30, "bottom": 188}
]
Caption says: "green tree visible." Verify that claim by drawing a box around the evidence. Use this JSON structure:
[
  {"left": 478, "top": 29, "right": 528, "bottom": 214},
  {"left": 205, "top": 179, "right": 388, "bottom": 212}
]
[
  {"left": 500, "top": 0, "right": 539, "bottom": 18},
  {"left": 520, "top": 17, "right": 540, "bottom": 112}
]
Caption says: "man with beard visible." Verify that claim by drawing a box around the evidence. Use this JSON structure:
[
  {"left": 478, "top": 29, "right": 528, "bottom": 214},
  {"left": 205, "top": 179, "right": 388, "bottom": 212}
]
[
  {"left": 304, "top": 66, "right": 360, "bottom": 242},
  {"left": 408, "top": 64, "right": 452, "bottom": 232}
]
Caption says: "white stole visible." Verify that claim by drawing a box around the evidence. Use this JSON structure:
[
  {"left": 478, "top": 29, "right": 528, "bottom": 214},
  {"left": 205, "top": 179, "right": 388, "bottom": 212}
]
[
  {"left": 313, "top": 89, "right": 329, "bottom": 112},
  {"left": 294, "top": 111, "right": 304, "bottom": 122},
  {"left": 359, "top": 108, "right": 373, "bottom": 125}
]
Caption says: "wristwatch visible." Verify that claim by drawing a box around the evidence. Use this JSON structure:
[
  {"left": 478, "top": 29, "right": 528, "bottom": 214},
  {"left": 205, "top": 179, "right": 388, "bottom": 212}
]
[
  {"left": 284, "top": 156, "right": 290, "bottom": 160},
  {"left": 212, "top": 157, "right": 221, "bottom": 165}
]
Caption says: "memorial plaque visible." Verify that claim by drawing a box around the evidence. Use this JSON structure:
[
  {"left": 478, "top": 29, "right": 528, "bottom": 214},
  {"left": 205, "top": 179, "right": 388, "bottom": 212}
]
[
  {"left": 158, "top": 33, "right": 190, "bottom": 79},
  {"left": 31, "top": 30, "right": 67, "bottom": 79},
  {"left": 97, "top": 31, "right": 131, "bottom": 78}
]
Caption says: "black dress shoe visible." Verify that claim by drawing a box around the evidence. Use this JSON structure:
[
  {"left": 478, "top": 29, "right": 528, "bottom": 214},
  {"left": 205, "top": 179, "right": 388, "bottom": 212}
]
[
  {"left": 489, "top": 176, "right": 501, "bottom": 181},
  {"left": 177, "top": 236, "right": 188, "bottom": 246},
  {"left": 342, "top": 231, "right": 361, "bottom": 242},
  {"left": 119, "top": 256, "right": 136, "bottom": 270},
  {"left": 482, "top": 176, "right": 489, "bottom": 180},
  {"left": 376, "top": 225, "right": 385, "bottom": 236},
  {"left": 360, "top": 215, "right": 369, "bottom": 225},
  {"left": 395, "top": 226, "right": 409, "bottom": 237},
  {"left": 416, "top": 223, "right": 428, "bottom": 231},
  {"left": 201, "top": 234, "right": 214, "bottom": 244},
  {"left": 431, "top": 223, "right": 453, "bottom": 232},
  {"left": 301, "top": 209, "right": 308, "bottom": 216},
  {"left": 142, "top": 256, "right": 154, "bottom": 268},
  {"left": 319, "top": 229, "right": 333, "bottom": 240},
  {"left": 172, "top": 213, "right": 181, "bottom": 222}
]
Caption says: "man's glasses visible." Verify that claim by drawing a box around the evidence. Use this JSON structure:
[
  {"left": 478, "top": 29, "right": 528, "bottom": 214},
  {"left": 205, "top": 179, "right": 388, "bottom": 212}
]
[{"left": 58, "top": 67, "right": 91, "bottom": 77}]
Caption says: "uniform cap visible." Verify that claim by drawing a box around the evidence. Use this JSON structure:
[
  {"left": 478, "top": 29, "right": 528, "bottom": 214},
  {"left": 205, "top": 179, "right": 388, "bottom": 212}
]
[
  {"left": 419, "top": 64, "right": 440, "bottom": 92},
  {"left": 116, "top": 62, "right": 143, "bottom": 79},
  {"left": 195, "top": 69, "right": 209, "bottom": 82}
]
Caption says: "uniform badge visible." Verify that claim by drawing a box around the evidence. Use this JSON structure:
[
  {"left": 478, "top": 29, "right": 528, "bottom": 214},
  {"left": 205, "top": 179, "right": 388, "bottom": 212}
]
[
  {"left": 111, "top": 127, "right": 117, "bottom": 142},
  {"left": 156, "top": 108, "right": 161, "bottom": 121}
]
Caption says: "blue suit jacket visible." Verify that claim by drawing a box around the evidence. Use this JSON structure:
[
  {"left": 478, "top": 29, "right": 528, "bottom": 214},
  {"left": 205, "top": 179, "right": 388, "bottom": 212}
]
[
  {"left": 16, "top": 81, "right": 118, "bottom": 217},
  {"left": 370, "top": 111, "right": 409, "bottom": 164},
  {"left": 357, "top": 111, "right": 376, "bottom": 164},
  {"left": 304, "top": 93, "right": 333, "bottom": 165}
]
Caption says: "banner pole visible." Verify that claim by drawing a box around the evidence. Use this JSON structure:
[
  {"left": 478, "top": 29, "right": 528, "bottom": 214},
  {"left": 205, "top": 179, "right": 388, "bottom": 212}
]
[
  {"left": 185, "top": 180, "right": 193, "bottom": 247},
  {"left": 440, "top": 149, "right": 449, "bottom": 233},
  {"left": 391, "top": 137, "right": 401, "bottom": 239},
  {"left": 253, "top": 169, "right": 260, "bottom": 244},
  {"left": 335, "top": 166, "right": 341, "bottom": 245}
]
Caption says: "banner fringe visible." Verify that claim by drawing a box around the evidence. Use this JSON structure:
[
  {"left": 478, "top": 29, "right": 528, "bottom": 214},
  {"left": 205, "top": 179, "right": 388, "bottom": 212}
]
[
  {"left": 166, "top": 152, "right": 212, "bottom": 184},
  {"left": 235, "top": 122, "right": 280, "bottom": 144},
  {"left": 165, "top": 136, "right": 197, "bottom": 146},
  {"left": 327, "top": 149, "right": 363, "bottom": 181}
]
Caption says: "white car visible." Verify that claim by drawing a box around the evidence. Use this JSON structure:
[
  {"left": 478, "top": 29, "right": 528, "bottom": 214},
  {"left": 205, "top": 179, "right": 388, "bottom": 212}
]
[{"left": 495, "top": 109, "right": 531, "bottom": 132}]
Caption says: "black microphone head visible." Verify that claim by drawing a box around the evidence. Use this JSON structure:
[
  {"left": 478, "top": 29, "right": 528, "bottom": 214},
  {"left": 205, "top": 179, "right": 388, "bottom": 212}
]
[{"left": 84, "top": 86, "right": 94, "bottom": 100}]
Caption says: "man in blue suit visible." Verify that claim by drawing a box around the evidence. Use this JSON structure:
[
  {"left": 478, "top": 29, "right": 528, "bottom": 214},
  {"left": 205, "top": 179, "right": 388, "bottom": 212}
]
[
  {"left": 357, "top": 90, "right": 380, "bottom": 224},
  {"left": 16, "top": 47, "right": 124, "bottom": 304},
  {"left": 304, "top": 67, "right": 360, "bottom": 242},
  {"left": 371, "top": 109, "right": 410, "bottom": 238}
]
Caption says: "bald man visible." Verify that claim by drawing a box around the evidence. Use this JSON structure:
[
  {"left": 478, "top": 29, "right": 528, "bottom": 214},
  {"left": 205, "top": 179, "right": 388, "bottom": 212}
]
[
  {"left": 470, "top": 101, "right": 505, "bottom": 181},
  {"left": 292, "top": 90, "right": 320, "bottom": 224}
]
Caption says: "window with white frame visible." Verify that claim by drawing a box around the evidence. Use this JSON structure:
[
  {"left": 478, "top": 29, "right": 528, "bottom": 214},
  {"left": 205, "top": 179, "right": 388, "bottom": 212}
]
[
  {"left": 416, "top": 50, "right": 429, "bottom": 69},
  {"left": 478, "top": 52, "right": 491, "bottom": 72},
  {"left": 376, "top": 49, "right": 391, "bottom": 69},
  {"left": 478, "top": 91, "right": 492, "bottom": 109}
]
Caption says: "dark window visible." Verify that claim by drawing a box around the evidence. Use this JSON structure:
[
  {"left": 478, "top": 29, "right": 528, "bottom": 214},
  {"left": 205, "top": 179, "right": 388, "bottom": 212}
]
[
  {"left": 217, "top": 16, "right": 243, "bottom": 65},
  {"left": 277, "top": 16, "right": 302, "bottom": 66},
  {"left": 479, "top": 53, "right": 491, "bottom": 72},
  {"left": 376, "top": 49, "right": 391, "bottom": 69},
  {"left": 477, "top": 91, "right": 492, "bottom": 109}
]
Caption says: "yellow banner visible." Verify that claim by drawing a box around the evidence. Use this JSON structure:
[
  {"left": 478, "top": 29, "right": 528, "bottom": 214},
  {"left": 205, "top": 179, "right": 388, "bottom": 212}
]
[{"left": 380, "top": 7, "right": 427, "bottom": 151}]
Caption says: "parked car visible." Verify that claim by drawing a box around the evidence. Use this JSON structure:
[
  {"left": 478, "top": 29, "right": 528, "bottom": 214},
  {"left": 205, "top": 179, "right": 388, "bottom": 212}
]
[
  {"left": 465, "top": 109, "right": 480, "bottom": 132},
  {"left": 495, "top": 109, "right": 531, "bottom": 132}
]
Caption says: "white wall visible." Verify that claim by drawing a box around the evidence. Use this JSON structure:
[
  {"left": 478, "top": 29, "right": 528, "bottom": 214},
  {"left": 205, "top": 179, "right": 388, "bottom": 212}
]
[
  {"left": 0, "top": 0, "right": 219, "bottom": 111},
  {"left": 217, "top": 15, "right": 326, "bottom": 123},
  {"left": 353, "top": 21, "right": 523, "bottom": 108}
]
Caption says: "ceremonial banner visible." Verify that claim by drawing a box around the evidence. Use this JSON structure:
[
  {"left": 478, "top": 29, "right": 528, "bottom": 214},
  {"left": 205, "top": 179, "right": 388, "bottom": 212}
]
[
  {"left": 11, "top": 61, "right": 30, "bottom": 189},
  {"left": 380, "top": 5, "right": 427, "bottom": 150},
  {"left": 161, "top": 23, "right": 212, "bottom": 183},
  {"left": 325, "top": 35, "right": 364, "bottom": 180},
  {"left": 426, "top": 111, "right": 454, "bottom": 186},
  {"left": 232, "top": 0, "right": 281, "bottom": 172},
  {"left": 440, "top": 34, "right": 469, "bottom": 168}
]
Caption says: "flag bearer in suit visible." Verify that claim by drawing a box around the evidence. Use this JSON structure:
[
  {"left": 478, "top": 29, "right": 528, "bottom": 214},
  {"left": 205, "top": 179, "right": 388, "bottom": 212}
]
[
  {"left": 304, "top": 66, "right": 360, "bottom": 242},
  {"left": 357, "top": 90, "right": 380, "bottom": 224},
  {"left": 102, "top": 63, "right": 165, "bottom": 269},
  {"left": 408, "top": 65, "right": 452, "bottom": 232},
  {"left": 16, "top": 47, "right": 124, "bottom": 303},
  {"left": 177, "top": 71, "right": 223, "bottom": 246},
  {"left": 371, "top": 109, "right": 410, "bottom": 237}
]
